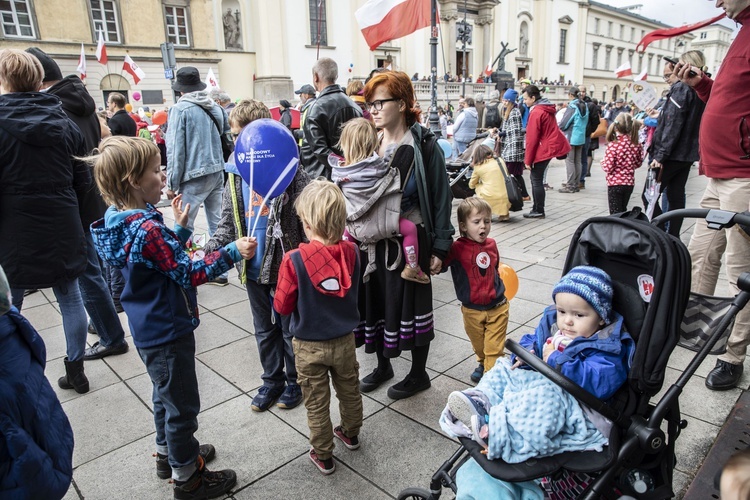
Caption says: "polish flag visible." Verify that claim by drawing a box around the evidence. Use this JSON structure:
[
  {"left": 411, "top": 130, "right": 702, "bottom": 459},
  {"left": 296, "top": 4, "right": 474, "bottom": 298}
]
[
  {"left": 205, "top": 68, "right": 219, "bottom": 89},
  {"left": 76, "top": 43, "right": 86, "bottom": 79},
  {"left": 634, "top": 70, "right": 648, "bottom": 81},
  {"left": 614, "top": 61, "right": 633, "bottom": 78},
  {"left": 123, "top": 55, "right": 146, "bottom": 84},
  {"left": 355, "top": 0, "right": 431, "bottom": 51},
  {"left": 96, "top": 30, "right": 108, "bottom": 64},
  {"left": 484, "top": 58, "right": 493, "bottom": 76}
]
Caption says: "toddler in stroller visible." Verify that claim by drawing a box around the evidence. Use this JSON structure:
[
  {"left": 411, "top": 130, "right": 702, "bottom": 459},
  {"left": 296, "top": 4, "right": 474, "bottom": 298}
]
[{"left": 440, "top": 266, "right": 634, "bottom": 497}]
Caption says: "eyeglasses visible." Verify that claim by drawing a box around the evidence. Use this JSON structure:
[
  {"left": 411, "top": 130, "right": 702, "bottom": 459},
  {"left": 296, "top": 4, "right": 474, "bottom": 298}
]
[
  {"left": 231, "top": 133, "right": 240, "bottom": 140},
  {"left": 663, "top": 73, "right": 673, "bottom": 82},
  {"left": 365, "top": 98, "right": 399, "bottom": 111}
]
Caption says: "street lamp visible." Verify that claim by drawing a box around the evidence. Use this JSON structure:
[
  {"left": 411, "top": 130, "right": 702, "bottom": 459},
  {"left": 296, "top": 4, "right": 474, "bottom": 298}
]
[{"left": 428, "top": 0, "right": 440, "bottom": 137}]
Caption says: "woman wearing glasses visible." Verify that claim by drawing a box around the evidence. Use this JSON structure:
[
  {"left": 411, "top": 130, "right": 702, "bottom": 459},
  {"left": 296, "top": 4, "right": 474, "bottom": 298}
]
[
  {"left": 645, "top": 50, "right": 707, "bottom": 236},
  {"left": 357, "top": 71, "right": 455, "bottom": 400}
]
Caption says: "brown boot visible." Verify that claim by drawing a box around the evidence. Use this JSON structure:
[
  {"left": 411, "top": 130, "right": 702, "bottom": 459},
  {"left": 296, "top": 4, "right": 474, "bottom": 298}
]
[
  {"left": 401, "top": 265, "right": 431, "bottom": 284},
  {"left": 58, "top": 357, "right": 89, "bottom": 394}
]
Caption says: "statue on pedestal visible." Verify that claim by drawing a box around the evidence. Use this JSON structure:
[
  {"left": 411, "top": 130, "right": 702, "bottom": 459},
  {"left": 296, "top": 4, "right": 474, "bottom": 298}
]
[{"left": 223, "top": 9, "right": 242, "bottom": 50}]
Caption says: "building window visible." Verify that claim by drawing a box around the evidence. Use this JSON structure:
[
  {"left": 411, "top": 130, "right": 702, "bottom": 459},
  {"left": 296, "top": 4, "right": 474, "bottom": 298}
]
[
  {"left": 592, "top": 45, "right": 599, "bottom": 69},
  {"left": 638, "top": 53, "right": 644, "bottom": 72},
  {"left": 164, "top": 5, "right": 189, "bottom": 46},
  {"left": 608, "top": 21, "right": 612, "bottom": 37},
  {"left": 0, "top": 0, "right": 36, "bottom": 38},
  {"left": 90, "top": 0, "right": 121, "bottom": 43},
  {"left": 619, "top": 24, "right": 624, "bottom": 40},
  {"left": 631, "top": 27, "right": 635, "bottom": 42},
  {"left": 605, "top": 48, "right": 611, "bottom": 70},
  {"left": 309, "top": 0, "right": 327, "bottom": 46},
  {"left": 616, "top": 49, "right": 623, "bottom": 68},
  {"left": 558, "top": 28, "right": 567, "bottom": 63},
  {"left": 594, "top": 17, "right": 599, "bottom": 34},
  {"left": 700, "top": 31, "right": 707, "bottom": 39}
]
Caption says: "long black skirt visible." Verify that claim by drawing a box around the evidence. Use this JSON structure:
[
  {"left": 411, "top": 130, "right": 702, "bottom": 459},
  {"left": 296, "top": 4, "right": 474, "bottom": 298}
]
[{"left": 354, "top": 224, "right": 435, "bottom": 358}]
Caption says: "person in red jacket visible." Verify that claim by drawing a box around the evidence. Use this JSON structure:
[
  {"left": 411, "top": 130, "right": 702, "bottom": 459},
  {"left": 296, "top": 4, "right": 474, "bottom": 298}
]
[
  {"left": 522, "top": 85, "right": 571, "bottom": 219},
  {"left": 675, "top": 0, "right": 750, "bottom": 390}
]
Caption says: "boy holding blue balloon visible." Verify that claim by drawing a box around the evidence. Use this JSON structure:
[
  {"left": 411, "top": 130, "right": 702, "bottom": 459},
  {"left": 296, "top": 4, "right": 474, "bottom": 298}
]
[
  {"left": 86, "top": 136, "right": 256, "bottom": 498},
  {"left": 204, "top": 100, "right": 311, "bottom": 412}
]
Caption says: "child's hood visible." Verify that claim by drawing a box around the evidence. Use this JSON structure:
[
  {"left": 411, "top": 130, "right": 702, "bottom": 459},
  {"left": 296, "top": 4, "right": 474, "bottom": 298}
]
[
  {"left": 297, "top": 240, "right": 357, "bottom": 298},
  {"left": 90, "top": 206, "right": 160, "bottom": 268}
]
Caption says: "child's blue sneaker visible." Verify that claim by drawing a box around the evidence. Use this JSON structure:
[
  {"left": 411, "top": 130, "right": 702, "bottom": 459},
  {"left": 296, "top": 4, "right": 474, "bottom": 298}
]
[
  {"left": 251, "top": 386, "right": 284, "bottom": 412},
  {"left": 447, "top": 391, "right": 489, "bottom": 432},
  {"left": 276, "top": 383, "right": 302, "bottom": 409}
]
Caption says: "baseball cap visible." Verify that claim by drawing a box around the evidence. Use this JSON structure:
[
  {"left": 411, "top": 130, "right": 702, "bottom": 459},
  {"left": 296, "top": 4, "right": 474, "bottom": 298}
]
[{"left": 295, "top": 84, "right": 316, "bottom": 95}]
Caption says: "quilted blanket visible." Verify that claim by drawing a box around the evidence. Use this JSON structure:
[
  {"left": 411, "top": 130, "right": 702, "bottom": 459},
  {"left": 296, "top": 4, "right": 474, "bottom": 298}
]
[{"left": 441, "top": 360, "right": 607, "bottom": 463}]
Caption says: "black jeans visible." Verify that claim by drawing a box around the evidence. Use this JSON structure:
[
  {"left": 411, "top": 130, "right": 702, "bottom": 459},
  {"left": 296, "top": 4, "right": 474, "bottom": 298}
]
[
  {"left": 529, "top": 160, "right": 551, "bottom": 214},
  {"left": 642, "top": 161, "right": 692, "bottom": 236},
  {"left": 608, "top": 185, "right": 634, "bottom": 214}
]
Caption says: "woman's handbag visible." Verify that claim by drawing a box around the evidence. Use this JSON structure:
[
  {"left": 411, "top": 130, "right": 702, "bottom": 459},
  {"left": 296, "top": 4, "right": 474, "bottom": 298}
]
[
  {"left": 591, "top": 117, "right": 608, "bottom": 139},
  {"left": 495, "top": 158, "right": 523, "bottom": 212}
]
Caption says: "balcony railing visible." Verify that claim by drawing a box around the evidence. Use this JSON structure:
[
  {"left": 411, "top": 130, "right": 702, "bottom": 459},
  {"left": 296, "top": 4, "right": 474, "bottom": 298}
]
[{"left": 411, "top": 81, "right": 573, "bottom": 105}]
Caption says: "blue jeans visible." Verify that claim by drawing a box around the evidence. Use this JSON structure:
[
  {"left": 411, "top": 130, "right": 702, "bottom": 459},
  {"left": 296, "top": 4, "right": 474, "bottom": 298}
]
[
  {"left": 580, "top": 137, "right": 591, "bottom": 182},
  {"left": 79, "top": 233, "right": 125, "bottom": 347},
  {"left": 12, "top": 280, "right": 87, "bottom": 361},
  {"left": 246, "top": 279, "right": 296, "bottom": 390},
  {"left": 137, "top": 334, "right": 200, "bottom": 482},
  {"left": 178, "top": 172, "right": 224, "bottom": 236}
]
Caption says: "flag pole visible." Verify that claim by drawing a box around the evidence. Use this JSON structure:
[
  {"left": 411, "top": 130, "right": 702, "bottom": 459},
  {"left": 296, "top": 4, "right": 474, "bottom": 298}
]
[{"left": 428, "top": 0, "right": 441, "bottom": 138}]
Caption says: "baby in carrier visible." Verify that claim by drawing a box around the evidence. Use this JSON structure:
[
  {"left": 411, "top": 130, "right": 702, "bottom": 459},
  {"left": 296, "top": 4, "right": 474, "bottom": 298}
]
[{"left": 331, "top": 118, "right": 429, "bottom": 284}]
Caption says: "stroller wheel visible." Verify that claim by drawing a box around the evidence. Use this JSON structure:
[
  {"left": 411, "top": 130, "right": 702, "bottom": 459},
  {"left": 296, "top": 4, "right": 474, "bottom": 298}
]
[{"left": 396, "top": 487, "right": 434, "bottom": 500}]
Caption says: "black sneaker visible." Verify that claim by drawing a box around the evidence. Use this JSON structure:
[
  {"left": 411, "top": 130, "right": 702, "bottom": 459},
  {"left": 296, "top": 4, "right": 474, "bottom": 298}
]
[
  {"left": 470, "top": 364, "right": 484, "bottom": 383},
  {"left": 251, "top": 386, "right": 284, "bottom": 412},
  {"left": 705, "top": 359, "right": 744, "bottom": 391},
  {"left": 387, "top": 373, "right": 431, "bottom": 400},
  {"left": 207, "top": 276, "right": 228, "bottom": 286},
  {"left": 308, "top": 448, "right": 335, "bottom": 475},
  {"left": 83, "top": 341, "right": 129, "bottom": 361},
  {"left": 360, "top": 365, "right": 394, "bottom": 392},
  {"left": 523, "top": 211, "right": 545, "bottom": 219},
  {"left": 276, "top": 383, "right": 303, "bottom": 409},
  {"left": 156, "top": 444, "right": 216, "bottom": 479},
  {"left": 173, "top": 455, "right": 236, "bottom": 499}
]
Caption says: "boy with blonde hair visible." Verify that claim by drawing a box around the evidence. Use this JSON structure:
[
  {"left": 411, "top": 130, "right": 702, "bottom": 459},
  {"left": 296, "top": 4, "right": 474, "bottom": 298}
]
[
  {"left": 88, "top": 136, "right": 256, "bottom": 499},
  {"left": 273, "top": 180, "right": 363, "bottom": 475}
]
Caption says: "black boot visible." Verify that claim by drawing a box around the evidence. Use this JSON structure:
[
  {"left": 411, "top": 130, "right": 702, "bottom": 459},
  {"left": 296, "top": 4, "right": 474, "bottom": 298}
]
[{"left": 58, "top": 357, "right": 90, "bottom": 394}]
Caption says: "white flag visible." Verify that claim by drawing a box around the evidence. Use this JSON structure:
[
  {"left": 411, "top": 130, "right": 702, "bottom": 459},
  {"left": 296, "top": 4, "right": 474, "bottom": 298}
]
[
  {"left": 96, "top": 30, "right": 108, "bottom": 64},
  {"left": 205, "top": 68, "right": 219, "bottom": 89},
  {"left": 76, "top": 43, "right": 86, "bottom": 79}
]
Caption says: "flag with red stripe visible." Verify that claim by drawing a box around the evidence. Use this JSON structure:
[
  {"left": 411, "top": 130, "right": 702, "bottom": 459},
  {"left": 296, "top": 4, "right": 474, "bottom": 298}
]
[
  {"left": 96, "top": 30, "right": 108, "bottom": 64},
  {"left": 355, "top": 0, "right": 432, "bottom": 51}
]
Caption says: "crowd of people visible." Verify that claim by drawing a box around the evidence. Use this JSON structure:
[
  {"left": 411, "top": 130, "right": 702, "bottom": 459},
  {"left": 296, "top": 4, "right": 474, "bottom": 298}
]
[{"left": 1, "top": 0, "right": 750, "bottom": 496}]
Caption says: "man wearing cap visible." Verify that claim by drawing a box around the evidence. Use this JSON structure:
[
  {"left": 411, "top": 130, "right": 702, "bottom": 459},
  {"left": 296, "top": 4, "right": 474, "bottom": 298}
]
[
  {"left": 24, "top": 47, "right": 129, "bottom": 360},
  {"left": 605, "top": 98, "right": 626, "bottom": 126},
  {"left": 293, "top": 84, "right": 316, "bottom": 146},
  {"left": 299, "top": 58, "right": 361, "bottom": 179},
  {"left": 279, "top": 99, "right": 293, "bottom": 131},
  {"left": 166, "top": 67, "right": 231, "bottom": 284}
]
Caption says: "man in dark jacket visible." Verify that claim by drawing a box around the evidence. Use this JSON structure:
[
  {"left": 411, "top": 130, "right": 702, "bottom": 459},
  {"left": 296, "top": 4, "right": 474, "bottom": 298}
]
[
  {"left": 0, "top": 48, "right": 91, "bottom": 393},
  {"left": 579, "top": 85, "right": 601, "bottom": 186},
  {"left": 26, "top": 47, "right": 129, "bottom": 361},
  {"left": 107, "top": 91, "right": 136, "bottom": 136},
  {"left": 300, "top": 58, "right": 362, "bottom": 179}
]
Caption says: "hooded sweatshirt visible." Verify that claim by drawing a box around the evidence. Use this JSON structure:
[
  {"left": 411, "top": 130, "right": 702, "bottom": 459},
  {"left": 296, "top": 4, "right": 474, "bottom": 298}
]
[
  {"left": 524, "top": 98, "right": 571, "bottom": 165},
  {"left": 90, "top": 206, "right": 239, "bottom": 348},
  {"left": 274, "top": 239, "right": 360, "bottom": 341},
  {"left": 166, "top": 91, "right": 229, "bottom": 190},
  {"left": 47, "top": 75, "right": 107, "bottom": 231},
  {"left": 693, "top": 5, "right": 750, "bottom": 178}
]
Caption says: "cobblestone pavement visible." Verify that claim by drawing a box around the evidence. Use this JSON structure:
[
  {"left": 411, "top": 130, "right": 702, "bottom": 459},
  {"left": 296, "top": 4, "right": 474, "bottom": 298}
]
[{"left": 22, "top": 156, "right": 749, "bottom": 499}]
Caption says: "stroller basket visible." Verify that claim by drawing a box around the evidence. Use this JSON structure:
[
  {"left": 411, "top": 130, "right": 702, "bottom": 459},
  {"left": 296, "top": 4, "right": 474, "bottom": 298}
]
[{"left": 398, "top": 208, "right": 750, "bottom": 500}]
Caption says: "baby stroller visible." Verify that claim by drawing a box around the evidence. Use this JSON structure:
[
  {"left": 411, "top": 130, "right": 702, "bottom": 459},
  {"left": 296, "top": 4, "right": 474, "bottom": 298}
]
[
  {"left": 445, "top": 133, "right": 492, "bottom": 199},
  {"left": 397, "top": 208, "right": 750, "bottom": 500}
]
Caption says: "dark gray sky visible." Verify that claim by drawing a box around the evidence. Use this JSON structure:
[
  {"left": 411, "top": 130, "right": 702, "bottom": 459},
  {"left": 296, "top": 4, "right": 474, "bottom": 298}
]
[{"left": 597, "top": 0, "right": 737, "bottom": 31}]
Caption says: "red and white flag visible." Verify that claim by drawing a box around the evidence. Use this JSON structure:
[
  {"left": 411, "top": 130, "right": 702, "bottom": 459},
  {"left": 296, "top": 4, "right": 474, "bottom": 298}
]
[
  {"left": 355, "top": 0, "right": 432, "bottom": 51},
  {"left": 484, "top": 58, "right": 493, "bottom": 76},
  {"left": 205, "top": 68, "right": 219, "bottom": 89},
  {"left": 76, "top": 43, "right": 86, "bottom": 79},
  {"left": 634, "top": 70, "right": 648, "bottom": 81},
  {"left": 123, "top": 55, "right": 146, "bottom": 84},
  {"left": 614, "top": 61, "right": 633, "bottom": 79},
  {"left": 96, "top": 30, "right": 108, "bottom": 64}
]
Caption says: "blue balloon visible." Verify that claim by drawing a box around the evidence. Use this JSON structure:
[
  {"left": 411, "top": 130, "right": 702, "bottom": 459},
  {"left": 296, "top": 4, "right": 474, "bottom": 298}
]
[
  {"left": 437, "top": 139, "right": 452, "bottom": 160},
  {"left": 234, "top": 118, "right": 299, "bottom": 199}
]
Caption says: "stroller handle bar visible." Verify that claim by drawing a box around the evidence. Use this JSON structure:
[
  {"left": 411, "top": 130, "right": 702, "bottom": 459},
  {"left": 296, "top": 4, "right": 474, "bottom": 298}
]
[
  {"left": 505, "top": 339, "right": 625, "bottom": 425},
  {"left": 652, "top": 208, "right": 750, "bottom": 231}
]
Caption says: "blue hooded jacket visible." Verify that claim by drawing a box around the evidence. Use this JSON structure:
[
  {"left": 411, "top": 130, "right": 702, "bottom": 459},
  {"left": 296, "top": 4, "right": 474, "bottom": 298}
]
[
  {"left": 0, "top": 308, "right": 73, "bottom": 499},
  {"left": 90, "top": 206, "right": 239, "bottom": 348},
  {"left": 514, "top": 305, "right": 635, "bottom": 401}
]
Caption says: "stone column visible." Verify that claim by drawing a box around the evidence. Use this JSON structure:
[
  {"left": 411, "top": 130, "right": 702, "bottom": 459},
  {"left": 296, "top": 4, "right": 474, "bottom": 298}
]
[
  {"left": 441, "top": 9, "right": 459, "bottom": 75},
  {"left": 475, "top": 11, "right": 493, "bottom": 75},
  {"left": 251, "top": 0, "right": 293, "bottom": 104}
]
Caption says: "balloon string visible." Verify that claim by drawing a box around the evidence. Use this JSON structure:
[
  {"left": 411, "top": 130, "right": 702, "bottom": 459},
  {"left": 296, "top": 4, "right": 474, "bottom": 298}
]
[
  {"left": 247, "top": 148, "right": 255, "bottom": 205},
  {"left": 249, "top": 157, "right": 299, "bottom": 236}
]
